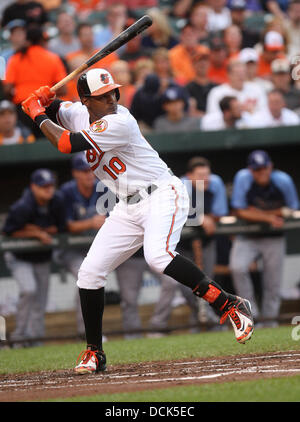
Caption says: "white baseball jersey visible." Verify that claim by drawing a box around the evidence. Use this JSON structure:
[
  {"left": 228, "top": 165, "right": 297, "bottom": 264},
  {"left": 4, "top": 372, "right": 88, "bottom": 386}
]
[{"left": 57, "top": 102, "right": 169, "bottom": 197}]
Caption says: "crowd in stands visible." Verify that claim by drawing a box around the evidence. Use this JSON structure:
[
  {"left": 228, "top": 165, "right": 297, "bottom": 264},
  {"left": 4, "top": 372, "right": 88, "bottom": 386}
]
[{"left": 1, "top": 0, "right": 300, "bottom": 142}]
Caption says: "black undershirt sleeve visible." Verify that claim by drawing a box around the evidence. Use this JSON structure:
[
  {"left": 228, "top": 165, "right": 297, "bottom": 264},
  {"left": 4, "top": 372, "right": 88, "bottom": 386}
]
[
  {"left": 45, "top": 99, "right": 63, "bottom": 124},
  {"left": 69, "top": 132, "right": 92, "bottom": 153}
]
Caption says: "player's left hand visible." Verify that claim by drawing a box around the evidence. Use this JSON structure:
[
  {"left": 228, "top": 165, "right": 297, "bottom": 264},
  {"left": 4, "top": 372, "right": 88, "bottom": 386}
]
[{"left": 21, "top": 94, "right": 46, "bottom": 120}]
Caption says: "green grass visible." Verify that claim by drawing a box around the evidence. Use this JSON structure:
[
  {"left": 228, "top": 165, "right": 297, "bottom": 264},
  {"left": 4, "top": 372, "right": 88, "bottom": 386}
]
[
  {"left": 46, "top": 375, "right": 300, "bottom": 402},
  {"left": 0, "top": 325, "right": 299, "bottom": 374}
]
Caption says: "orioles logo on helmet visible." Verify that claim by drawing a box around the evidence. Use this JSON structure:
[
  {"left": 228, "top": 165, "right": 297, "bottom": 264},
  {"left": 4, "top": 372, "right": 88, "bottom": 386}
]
[{"left": 100, "top": 73, "right": 110, "bottom": 84}]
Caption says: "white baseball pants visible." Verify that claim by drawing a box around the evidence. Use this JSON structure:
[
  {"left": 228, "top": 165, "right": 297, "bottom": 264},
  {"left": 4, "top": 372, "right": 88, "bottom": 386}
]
[{"left": 77, "top": 174, "right": 190, "bottom": 289}]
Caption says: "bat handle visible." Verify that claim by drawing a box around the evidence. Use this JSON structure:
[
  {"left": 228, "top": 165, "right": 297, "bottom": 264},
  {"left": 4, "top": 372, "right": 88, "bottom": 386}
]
[{"left": 50, "top": 62, "right": 88, "bottom": 93}]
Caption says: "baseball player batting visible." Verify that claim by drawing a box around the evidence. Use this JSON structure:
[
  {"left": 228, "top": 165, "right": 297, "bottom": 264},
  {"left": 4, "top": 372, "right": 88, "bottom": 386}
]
[{"left": 21, "top": 69, "right": 254, "bottom": 374}]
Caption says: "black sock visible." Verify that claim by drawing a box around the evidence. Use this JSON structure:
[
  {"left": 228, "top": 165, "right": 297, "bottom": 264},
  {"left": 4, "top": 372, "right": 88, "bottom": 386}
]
[
  {"left": 163, "top": 254, "right": 234, "bottom": 311},
  {"left": 79, "top": 287, "right": 105, "bottom": 351}
]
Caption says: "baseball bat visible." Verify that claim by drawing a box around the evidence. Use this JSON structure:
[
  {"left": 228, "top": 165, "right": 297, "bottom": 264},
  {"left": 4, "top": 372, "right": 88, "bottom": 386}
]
[{"left": 50, "top": 15, "right": 152, "bottom": 92}]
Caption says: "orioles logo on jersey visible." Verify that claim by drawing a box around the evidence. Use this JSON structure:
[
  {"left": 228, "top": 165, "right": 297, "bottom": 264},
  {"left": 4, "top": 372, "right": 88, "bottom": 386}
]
[
  {"left": 100, "top": 73, "right": 110, "bottom": 84},
  {"left": 90, "top": 119, "right": 108, "bottom": 133}
]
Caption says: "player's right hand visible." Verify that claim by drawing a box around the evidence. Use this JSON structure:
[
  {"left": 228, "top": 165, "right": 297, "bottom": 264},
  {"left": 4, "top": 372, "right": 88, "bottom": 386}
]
[
  {"left": 34, "top": 86, "right": 56, "bottom": 107},
  {"left": 21, "top": 94, "right": 46, "bottom": 120}
]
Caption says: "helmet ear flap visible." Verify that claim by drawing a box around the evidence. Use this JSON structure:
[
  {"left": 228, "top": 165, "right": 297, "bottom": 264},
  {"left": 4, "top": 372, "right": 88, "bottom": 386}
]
[{"left": 115, "top": 88, "right": 120, "bottom": 101}]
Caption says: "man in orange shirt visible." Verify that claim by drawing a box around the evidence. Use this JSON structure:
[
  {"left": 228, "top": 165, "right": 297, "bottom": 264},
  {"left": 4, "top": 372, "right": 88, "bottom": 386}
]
[
  {"left": 64, "top": 22, "right": 118, "bottom": 102},
  {"left": 169, "top": 22, "right": 210, "bottom": 84},
  {"left": 257, "top": 31, "right": 286, "bottom": 79},
  {"left": 4, "top": 25, "right": 67, "bottom": 136},
  {"left": 208, "top": 37, "right": 229, "bottom": 84}
]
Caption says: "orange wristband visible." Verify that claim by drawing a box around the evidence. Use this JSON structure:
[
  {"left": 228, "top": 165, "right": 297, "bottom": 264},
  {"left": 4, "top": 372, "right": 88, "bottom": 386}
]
[{"left": 57, "top": 130, "right": 72, "bottom": 154}]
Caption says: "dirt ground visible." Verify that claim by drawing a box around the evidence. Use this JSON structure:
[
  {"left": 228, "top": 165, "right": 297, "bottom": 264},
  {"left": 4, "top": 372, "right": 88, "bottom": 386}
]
[{"left": 1, "top": 350, "right": 300, "bottom": 402}]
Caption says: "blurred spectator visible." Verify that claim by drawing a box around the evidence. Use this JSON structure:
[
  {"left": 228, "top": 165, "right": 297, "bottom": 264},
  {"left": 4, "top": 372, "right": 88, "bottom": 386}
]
[
  {"left": 223, "top": 24, "right": 243, "bottom": 59},
  {"left": 206, "top": 59, "right": 267, "bottom": 114},
  {"left": 1, "top": 0, "right": 48, "bottom": 28},
  {"left": 188, "top": 3, "right": 211, "bottom": 44},
  {"left": 249, "top": 89, "right": 300, "bottom": 128},
  {"left": 48, "top": 11, "right": 80, "bottom": 59},
  {"left": 0, "top": 99, "right": 35, "bottom": 145},
  {"left": 201, "top": 95, "right": 251, "bottom": 130},
  {"left": 141, "top": 8, "right": 178, "bottom": 55},
  {"left": 2, "top": 169, "right": 66, "bottom": 346},
  {"left": 207, "top": 37, "right": 229, "bottom": 84},
  {"left": 278, "top": 0, "right": 300, "bottom": 59},
  {"left": 110, "top": 60, "right": 136, "bottom": 109},
  {"left": 229, "top": 0, "right": 261, "bottom": 48},
  {"left": 130, "top": 73, "right": 163, "bottom": 131},
  {"left": 172, "top": 0, "right": 199, "bottom": 18},
  {"left": 69, "top": 1, "right": 105, "bottom": 20},
  {"left": 270, "top": 58, "right": 300, "bottom": 112},
  {"left": 94, "top": 3, "right": 127, "bottom": 49},
  {"left": 230, "top": 150, "right": 299, "bottom": 326},
  {"left": 261, "top": 0, "right": 290, "bottom": 14},
  {"left": 3, "top": 25, "right": 67, "bottom": 137},
  {"left": 64, "top": 22, "right": 118, "bottom": 102},
  {"left": 239, "top": 48, "right": 274, "bottom": 93},
  {"left": 206, "top": 0, "right": 232, "bottom": 32},
  {"left": 36, "top": 0, "right": 62, "bottom": 11},
  {"left": 257, "top": 31, "right": 286, "bottom": 79},
  {"left": 169, "top": 23, "right": 211, "bottom": 84},
  {"left": 149, "top": 156, "right": 228, "bottom": 333},
  {"left": 132, "top": 58, "right": 154, "bottom": 88},
  {"left": 1, "top": 19, "right": 27, "bottom": 62},
  {"left": 153, "top": 85, "right": 199, "bottom": 133},
  {"left": 185, "top": 46, "right": 218, "bottom": 116},
  {"left": 66, "top": 22, "right": 118, "bottom": 72},
  {"left": 57, "top": 153, "right": 108, "bottom": 336},
  {"left": 152, "top": 47, "right": 184, "bottom": 93}
]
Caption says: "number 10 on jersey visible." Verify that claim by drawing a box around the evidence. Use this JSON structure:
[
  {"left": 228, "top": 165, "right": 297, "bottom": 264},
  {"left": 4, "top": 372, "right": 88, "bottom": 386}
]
[{"left": 86, "top": 149, "right": 126, "bottom": 180}]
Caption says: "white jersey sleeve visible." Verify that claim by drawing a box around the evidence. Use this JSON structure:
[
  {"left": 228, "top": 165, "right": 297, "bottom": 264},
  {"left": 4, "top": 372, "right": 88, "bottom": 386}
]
[
  {"left": 79, "top": 112, "right": 130, "bottom": 152},
  {"left": 56, "top": 101, "right": 88, "bottom": 132}
]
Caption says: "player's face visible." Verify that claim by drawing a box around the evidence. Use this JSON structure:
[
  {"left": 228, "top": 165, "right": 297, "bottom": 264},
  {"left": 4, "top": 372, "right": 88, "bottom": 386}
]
[
  {"left": 0, "top": 110, "right": 17, "bottom": 133},
  {"left": 31, "top": 183, "right": 56, "bottom": 204},
  {"left": 72, "top": 168, "right": 95, "bottom": 189},
  {"left": 83, "top": 91, "right": 118, "bottom": 121},
  {"left": 251, "top": 165, "right": 273, "bottom": 186},
  {"left": 188, "top": 166, "right": 210, "bottom": 191}
]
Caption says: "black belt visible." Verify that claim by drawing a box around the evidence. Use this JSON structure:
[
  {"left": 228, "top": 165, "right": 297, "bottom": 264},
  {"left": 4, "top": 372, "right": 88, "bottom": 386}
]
[
  {"left": 124, "top": 169, "right": 174, "bottom": 205},
  {"left": 126, "top": 184, "right": 158, "bottom": 204}
]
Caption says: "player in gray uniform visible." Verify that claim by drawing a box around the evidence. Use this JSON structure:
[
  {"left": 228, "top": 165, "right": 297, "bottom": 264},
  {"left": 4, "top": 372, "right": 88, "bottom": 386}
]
[{"left": 3, "top": 169, "right": 66, "bottom": 346}]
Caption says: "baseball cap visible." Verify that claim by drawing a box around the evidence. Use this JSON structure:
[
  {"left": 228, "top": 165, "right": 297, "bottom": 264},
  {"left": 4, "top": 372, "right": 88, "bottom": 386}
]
[
  {"left": 77, "top": 68, "right": 121, "bottom": 98},
  {"left": 247, "top": 150, "right": 272, "bottom": 170},
  {"left": 239, "top": 48, "right": 258, "bottom": 63},
  {"left": 72, "top": 153, "right": 90, "bottom": 171},
  {"left": 161, "top": 86, "right": 186, "bottom": 103},
  {"left": 0, "top": 100, "right": 16, "bottom": 113},
  {"left": 271, "top": 58, "right": 290, "bottom": 73},
  {"left": 31, "top": 169, "right": 56, "bottom": 186},
  {"left": 230, "top": 0, "right": 246, "bottom": 10},
  {"left": 264, "top": 31, "right": 284, "bottom": 51},
  {"left": 5, "top": 19, "right": 26, "bottom": 31}
]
